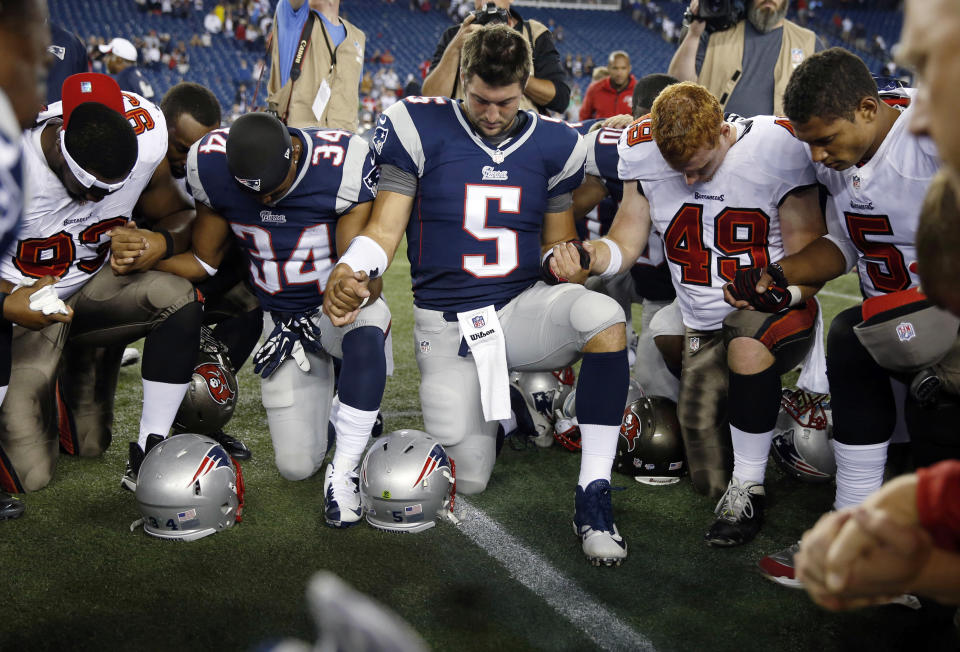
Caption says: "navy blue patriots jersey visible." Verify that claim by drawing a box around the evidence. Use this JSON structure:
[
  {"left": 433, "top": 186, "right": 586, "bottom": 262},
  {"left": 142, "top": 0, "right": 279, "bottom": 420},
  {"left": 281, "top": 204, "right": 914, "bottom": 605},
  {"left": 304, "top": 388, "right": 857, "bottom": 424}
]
[
  {"left": 114, "top": 67, "right": 154, "bottom": 100},
  {"left": 372, "top": 97, "right": 585, "bottom": 312},
  {"left": 187, "top": 126, "right": 378, "bottom": 312},
  {"left": 0, "top": 91, "right": 23, "bottom": 261},
  {"left": 46, "top": 23, "right": 90, "bottom": 104}
]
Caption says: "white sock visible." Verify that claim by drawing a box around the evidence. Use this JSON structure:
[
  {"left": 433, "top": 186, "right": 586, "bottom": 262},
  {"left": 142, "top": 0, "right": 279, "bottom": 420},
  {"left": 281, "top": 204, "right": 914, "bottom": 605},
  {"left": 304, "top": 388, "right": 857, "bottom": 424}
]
[
  {"left": 833, "top": 440, "right": 889, "bottom": 509},
  {"left": 138, "top": 379, "right": 189, "bottom": 448},
  {"left": 731, "top": 425, "right": 773, "bottom": 485},
  {"left": 331, "top": 397, "right": 378, "bottom": 472},
  {"left": 0, "top": 385, "right": 8, "bottom": 407},
  {"left": 578, "top": 423, "right": 618, "bottom": 487},
  {"left": 499, "top": 411, "right": 517, "bottom": 437}
]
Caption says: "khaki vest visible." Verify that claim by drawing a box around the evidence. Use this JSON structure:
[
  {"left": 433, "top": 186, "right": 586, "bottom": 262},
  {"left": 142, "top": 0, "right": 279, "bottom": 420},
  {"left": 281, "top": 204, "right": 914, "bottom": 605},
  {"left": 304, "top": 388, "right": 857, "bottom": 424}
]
[
  {"left": 267, "top": 14, "right": 365, "bottom": 131},
  {"left": 453, "top": 18, "right": 548, "bottom": 113},
  {"left": 699, "top": 19, "right": 816, "bottom": 116}
]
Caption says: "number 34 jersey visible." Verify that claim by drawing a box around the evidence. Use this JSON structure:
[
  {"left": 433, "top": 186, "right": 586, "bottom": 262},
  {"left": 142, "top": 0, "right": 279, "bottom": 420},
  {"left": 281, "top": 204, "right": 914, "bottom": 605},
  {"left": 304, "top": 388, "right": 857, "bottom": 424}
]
[
  {"left": 371, "top": 97, "right": 586, "bottom": 313},
  {"left": 2, "top": 92, "right": 166, "bottom": 298},
  {"left": 814, "top": 104, "right": 939, "bottom": 298},
  {"left": 187, "top": 126, "right": 377, "bottom": 312},
  {"left": 617, "top": 115, "right": 816, "bottom": 331}
]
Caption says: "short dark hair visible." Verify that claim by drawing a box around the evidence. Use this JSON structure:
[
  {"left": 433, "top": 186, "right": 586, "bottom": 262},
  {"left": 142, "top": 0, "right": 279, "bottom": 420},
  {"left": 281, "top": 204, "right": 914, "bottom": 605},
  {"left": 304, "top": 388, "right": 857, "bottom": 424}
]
[
  {"left": 161, "top": 81, "right": 221, "bottom": 128},
  {"left": 460, "top": 24, "right": 531, "bottom": 89},
  {"left": 632, "top": 73, "right": 679, "bottom": 118},
  {"left": 64, "top": 102, "right": 138, "bottom": 180},
  {"left": 0, "top": 0, "right": 35, "bottom": 27},
  {"left": 783, "top": 47, "right": 879, "bottom": 125}
]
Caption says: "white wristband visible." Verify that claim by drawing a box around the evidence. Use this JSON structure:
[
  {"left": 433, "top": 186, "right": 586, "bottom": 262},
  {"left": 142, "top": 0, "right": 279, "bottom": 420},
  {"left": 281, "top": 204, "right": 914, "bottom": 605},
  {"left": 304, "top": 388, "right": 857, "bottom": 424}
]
[
  {"left": 194, "top": 253, "right": 218, "bottom": 277},
  {"left": 339, "top": 235, "right": 388, "bottom": 278},
  {"left": 598, "top": 238, "right": 623, "bottom": 279},
  {"left": 788, "top": 285, "right": 802, "bottom": 307}
]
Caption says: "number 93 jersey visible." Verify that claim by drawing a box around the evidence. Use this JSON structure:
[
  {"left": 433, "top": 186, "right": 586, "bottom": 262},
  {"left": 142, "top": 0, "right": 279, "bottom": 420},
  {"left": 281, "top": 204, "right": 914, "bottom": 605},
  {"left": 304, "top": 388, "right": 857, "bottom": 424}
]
[
  {"left": 187, "top": 126, "right": 377, "bottom": 312},
  {"left": 371, "top": 97, "right": 586, "bottom": 313},
  {"left": 2, "top": 92, "right": 166, "bottom": 298},
  {"left": 617, "top": 115, "right": 816, "bottom": 331}
]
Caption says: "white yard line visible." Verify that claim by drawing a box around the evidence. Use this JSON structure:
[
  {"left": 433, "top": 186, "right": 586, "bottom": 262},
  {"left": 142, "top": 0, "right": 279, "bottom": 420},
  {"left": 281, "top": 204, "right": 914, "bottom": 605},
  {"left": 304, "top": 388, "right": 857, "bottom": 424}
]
[
  {"left": 818, "top": 289, "right": 862, "bottom": 302},
  {"left": 455, "top": 498, "right": 656, "bottom": 652}
]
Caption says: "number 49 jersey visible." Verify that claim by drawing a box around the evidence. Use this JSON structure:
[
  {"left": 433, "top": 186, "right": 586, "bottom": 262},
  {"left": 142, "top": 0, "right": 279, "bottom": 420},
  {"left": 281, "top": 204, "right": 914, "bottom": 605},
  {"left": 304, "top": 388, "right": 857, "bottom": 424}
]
[
  {"left": 1, "top": 92, "right": 166, "bottom": 298},
  {"left": 371, "top": 97, "right": 585, "bottom": 312},
  {"left": 187, "top": 126, "right": 377, "bottom": 313},
  {"left": 618, "top": 115, "right": 817, "bottom": 331},
  {"left": 815, "top": 104, "right": 939, "bottom": 298}
]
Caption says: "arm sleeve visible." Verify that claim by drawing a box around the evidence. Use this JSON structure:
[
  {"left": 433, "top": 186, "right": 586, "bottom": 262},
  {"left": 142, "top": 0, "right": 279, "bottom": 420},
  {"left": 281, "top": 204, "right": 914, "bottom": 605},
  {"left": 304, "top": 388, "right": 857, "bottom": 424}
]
[
  {"left": 917, "top": 460, "right": 960, "bottom": 551},
  {"left": 376, "top": 163, "right": 419, "bottom": 197},
  {"left": 532, "top": 30, "right": 571, "bottom": 113}
]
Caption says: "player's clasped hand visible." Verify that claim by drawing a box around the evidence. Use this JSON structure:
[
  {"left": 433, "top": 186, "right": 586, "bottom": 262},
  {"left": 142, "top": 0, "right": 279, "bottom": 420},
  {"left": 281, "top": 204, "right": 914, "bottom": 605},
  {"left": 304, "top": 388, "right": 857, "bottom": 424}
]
[
  {"left": 108, "top": 220, "right": 166, "bottom": 275},
  {"left": 322, "top": 264, "right": 370, "bottom": 327},
  {"left": 253, "top": 310, "right": 324, "bottom": 378},
  {"left": 545, "top": 241, "right": 591, "bottom": 285},
  {"left": 724, "top": 265, "right": 790, "bottom": 312}
]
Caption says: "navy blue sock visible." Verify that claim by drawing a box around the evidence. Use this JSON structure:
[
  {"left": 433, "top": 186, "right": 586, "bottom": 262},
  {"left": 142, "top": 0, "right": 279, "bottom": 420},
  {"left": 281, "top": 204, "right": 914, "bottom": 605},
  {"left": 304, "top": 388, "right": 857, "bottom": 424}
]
[
  {"left": 212, "top": 306, "right": 263, "bottom": 371},
  {"left": 337, "top": 326, "right": 386, "bottom": 411},
  {"left": 576, "top": 349, "right": 629, "bottom": 426}
]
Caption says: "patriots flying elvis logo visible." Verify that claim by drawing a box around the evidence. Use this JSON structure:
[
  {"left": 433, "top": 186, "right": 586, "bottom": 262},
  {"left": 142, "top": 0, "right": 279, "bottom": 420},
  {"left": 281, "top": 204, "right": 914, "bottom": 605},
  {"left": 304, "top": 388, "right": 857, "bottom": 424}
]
[
  {"left": 188, "top": 445, "right": 232, "bottom": 486},
  {"left": 412, "top": 443, "right": 449, "bottom": 488}
]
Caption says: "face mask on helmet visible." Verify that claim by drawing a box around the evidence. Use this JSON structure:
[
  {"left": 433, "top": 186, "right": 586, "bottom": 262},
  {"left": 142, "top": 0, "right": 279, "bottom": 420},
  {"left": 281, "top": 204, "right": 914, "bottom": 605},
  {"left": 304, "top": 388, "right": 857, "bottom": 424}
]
[
  {"left": 614, "top": 396, "right": 685, "bottom": 485},
  {"left": 133, "top": 433, "right": 245, "bottom": 541},
  {"left": 553, "top": 376, "right": 645, "bottom": 451},
  {"left": 510, "top": 367, "right": 575, "bottom": 447},
  {"left": 174, "top": 327, "right": 239, "bottom": 434},
  {"left": 359, "top": 430, "right": 458, "bottom": 533},
  {"left": 771, "top": 389, "right": 835, "bottom": 482}
]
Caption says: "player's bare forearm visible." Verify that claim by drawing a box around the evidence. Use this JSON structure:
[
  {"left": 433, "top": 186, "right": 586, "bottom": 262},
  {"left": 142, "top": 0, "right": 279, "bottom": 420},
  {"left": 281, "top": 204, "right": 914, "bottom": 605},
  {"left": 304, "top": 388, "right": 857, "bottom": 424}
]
[
  {"left": 154, "top": 252, "right": 211, "bottom": 283},
  {"left": 2, "top": 276, "right": 73, "bottom": 329},
  {"left": 364, "top": 190, "right": 414, "bottom": 263},
  {"left": 150, "top": 208, "right": 196, "bottom": 255},
  {"left": 598, "top": 182, "right": 650, "bottom": 272},
  {"left": 778, "top": 237, "right": 848, "bottom": 287},
  {"left": 323, "top": 264, "right": 370, "bottom": 326}
]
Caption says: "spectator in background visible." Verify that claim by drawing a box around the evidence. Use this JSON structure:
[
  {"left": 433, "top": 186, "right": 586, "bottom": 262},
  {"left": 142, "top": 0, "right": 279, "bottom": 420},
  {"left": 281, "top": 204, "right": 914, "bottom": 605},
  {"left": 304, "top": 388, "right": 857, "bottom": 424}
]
[
  {"left": 204, "top": 8, "right": 223, "bottom": 34},
  {"left": 422, "top": 0, "right": 570, "bottom": 115},
  {"left": 579, "top": 50, "right": 636, "bottom": 120},
  {"left": 45, "top": 22, "right": 90, "bottom": 104},
  {"left": 668, "top": 0, "right": 822, "bottom": 117},
  {"left": 572, "top": 53, "right": 582, "bottom": 78},
  {"left": 266, "top": 0, "right": 365, "bottom": 130},
  {"left": 582, "top": 54, "right": 593, "bottom": 78},
  {"left": 99, "top": 37, "right": 155, "bottom": 99}
]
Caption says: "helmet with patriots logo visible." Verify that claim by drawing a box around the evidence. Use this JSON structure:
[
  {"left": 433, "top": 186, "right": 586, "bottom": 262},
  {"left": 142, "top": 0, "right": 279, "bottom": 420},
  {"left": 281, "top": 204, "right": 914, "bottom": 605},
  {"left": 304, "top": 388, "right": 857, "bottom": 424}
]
[
  {"left": 771, "top": 389, "right": 835, "bottom": 482},
  {"left": 134, "top": 433, "right": 244, "bottom": 541},
  {"left": 359, "top": 430, "right": 456, "bottom": 533}
]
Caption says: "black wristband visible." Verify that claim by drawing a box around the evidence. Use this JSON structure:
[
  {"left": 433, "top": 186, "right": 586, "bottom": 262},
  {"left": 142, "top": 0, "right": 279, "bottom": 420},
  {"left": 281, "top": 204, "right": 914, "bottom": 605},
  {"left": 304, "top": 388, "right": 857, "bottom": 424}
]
[{"left": 156, "top": 228, "right": 175, "bottom": 260}]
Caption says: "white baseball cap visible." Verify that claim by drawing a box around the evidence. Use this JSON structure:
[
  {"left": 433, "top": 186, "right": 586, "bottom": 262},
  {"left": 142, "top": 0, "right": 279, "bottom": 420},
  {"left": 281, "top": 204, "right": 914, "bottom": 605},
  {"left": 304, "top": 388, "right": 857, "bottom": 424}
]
[{"left": 98, "top": 37, "right": 138, "bottom": 63}]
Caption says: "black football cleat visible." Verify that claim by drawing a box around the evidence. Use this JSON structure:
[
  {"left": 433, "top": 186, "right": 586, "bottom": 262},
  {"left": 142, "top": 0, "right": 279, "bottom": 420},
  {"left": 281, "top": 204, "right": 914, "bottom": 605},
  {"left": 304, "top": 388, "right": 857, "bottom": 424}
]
[
  {"left": 705, "top": 477, "right": 765, "bottom": 547},
  {"left": 121, "top": 434, "right": 164, "bottom": 492},
  {"left": 209, "top": 430, "right": 252, "bottom": 460},
  {"left": 0, "top": 492, "right": 24, "bottom": 520}
]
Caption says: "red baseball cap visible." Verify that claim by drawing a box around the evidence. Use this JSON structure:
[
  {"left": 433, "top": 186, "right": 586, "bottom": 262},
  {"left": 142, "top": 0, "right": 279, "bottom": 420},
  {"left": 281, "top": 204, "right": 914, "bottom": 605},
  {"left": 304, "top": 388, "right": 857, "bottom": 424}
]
[{"left": 61, "top": 73, "right": 125, "bottom": 129}]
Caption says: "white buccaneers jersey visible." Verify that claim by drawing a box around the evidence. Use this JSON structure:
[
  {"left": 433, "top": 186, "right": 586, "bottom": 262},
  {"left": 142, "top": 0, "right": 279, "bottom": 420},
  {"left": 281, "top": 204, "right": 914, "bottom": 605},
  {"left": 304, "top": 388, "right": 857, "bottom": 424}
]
[
  {"left": 816, "top": 104, "right": 939, "bottom": 298},
  {"left": 1, "top": 92, "right": 167, "bottom": 298},
  {"left": 618, "top": 115, "right": 816, "bottom": 330}
]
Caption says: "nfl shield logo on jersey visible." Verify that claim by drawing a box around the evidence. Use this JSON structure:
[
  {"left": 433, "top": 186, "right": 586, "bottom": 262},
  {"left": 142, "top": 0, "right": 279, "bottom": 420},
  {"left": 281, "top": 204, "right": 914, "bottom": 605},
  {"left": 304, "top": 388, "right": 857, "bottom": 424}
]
[
  {"left": 896, "top": 321, "right": 916, "bottom": 342},
  {"left": 472, "top": 315, "right": 485, "bottom": 329},
  {"left": 689, "top": 337, "right": 700, "bottom": 352},
  {"left": 852, "top": 175, "right": 861, "bottom": 190}
]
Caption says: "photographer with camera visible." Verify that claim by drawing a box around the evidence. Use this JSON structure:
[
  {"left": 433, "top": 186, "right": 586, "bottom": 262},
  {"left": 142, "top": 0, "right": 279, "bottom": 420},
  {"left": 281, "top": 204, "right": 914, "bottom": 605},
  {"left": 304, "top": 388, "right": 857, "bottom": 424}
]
[
  {"left": 667, "top": 0, "right": 822, "bottom": 117},
  {"left": 422, "top": 0, "right": 569, "bottom": 115}
]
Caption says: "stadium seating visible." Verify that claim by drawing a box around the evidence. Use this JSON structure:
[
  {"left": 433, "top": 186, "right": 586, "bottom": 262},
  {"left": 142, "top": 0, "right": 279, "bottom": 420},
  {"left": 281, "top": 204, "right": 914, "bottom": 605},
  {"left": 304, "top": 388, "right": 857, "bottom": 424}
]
[{"left": 48, "top": 0, "right": 907, "bottom": 118}]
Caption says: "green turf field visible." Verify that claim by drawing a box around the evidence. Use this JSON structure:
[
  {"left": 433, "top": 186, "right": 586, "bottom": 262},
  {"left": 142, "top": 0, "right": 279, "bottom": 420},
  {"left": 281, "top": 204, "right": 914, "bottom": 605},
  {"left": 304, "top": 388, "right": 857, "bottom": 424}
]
[{"left": 2, "top": 249, "right": 957, "bottom": 651}]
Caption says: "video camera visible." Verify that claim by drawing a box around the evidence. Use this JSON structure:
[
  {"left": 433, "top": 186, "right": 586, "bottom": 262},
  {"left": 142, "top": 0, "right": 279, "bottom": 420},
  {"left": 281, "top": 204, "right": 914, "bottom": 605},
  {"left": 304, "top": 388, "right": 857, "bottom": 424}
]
[
  {"left": 684, "top": 0, "right": 746, "bottom": 33},
  {"left": 470, "top": 2, "right": 510, "bottom": 26}
]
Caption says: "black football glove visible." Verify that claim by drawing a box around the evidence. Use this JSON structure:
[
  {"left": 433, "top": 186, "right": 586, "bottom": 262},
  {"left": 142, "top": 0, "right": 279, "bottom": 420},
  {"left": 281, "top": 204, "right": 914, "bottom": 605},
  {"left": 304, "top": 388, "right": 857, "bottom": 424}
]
[{"left": 728, "top": 264, "right": 792, "bottom": 313}]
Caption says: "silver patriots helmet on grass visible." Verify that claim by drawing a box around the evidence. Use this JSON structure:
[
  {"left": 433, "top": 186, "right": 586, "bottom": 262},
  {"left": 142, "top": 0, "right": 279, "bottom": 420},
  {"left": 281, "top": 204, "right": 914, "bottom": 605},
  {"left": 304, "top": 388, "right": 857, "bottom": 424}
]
[
  {"left": 360, "top": 430, "right": 457, "bottom": 533},
  {"left": 133, "top": 433, "right": 245, "bottom": 541}
]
